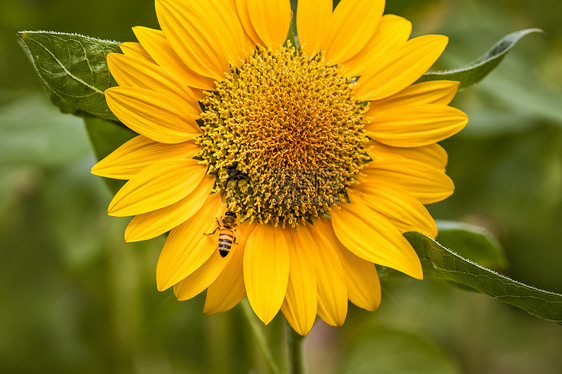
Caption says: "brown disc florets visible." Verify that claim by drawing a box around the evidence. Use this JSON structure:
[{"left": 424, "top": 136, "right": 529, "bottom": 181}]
[{"left": 198, "top": 45, "right": 369, "bottom": 227}]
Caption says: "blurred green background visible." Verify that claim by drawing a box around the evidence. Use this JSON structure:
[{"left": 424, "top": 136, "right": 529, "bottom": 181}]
[{"left": 1, "top": 0, "right": 561, "bottom": 373}]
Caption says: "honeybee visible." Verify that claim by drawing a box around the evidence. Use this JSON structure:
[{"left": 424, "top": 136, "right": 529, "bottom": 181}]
[{"left": 205, "top": 211, "right": 238, "bottom": 257}]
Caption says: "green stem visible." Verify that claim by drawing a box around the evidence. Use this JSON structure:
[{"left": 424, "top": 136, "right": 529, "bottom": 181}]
[
  {"left": 286, "top": 323, "right": 305, "bottom": 374},
  {"left": 240, "top": 300, "right": 282, "bottom": 374}
]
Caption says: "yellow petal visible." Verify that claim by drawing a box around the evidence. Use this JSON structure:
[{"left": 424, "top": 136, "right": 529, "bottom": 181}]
[
  {"left": 331, "top": 197, "right": 423, "bottom": 279},
  {"left": 174, "top": 250, "right": 233, "bottom": 301},
  {"left": 91, "top": 135, "right": 200, "bottom": 180},
  {"left": 367, "top": 81, "right": 460, "bottom": 112},
  {"left": 362, "top": 154, "right": 454, "bottom": 204},
  {"left": 205, "top": 0, "right": 256, "bottom": 58},
  {"left": 354, "top": 183, "right": 438, "bottom": 238},
  {"left": 367, "top": 140, "right": 448, "bottom": 171},
  {"left": 125, "top": 174, "right": 215, "bottom": 242},
  {"left": 366, "top": 105, "right": 468, "bottom": 147},
  {"left": 133, "top": 26, "right": 215, "bottom": 93},
  {"left": 280, "top": 227, "right": 318, "bottom": 336},
  {"left": 108, "top": 159, "right": 207, "bottom": 217},
  {"left": 244, "top": 224, "right": 290, "bottom": 324},
  {"left": 323, "top": 0, "right": 385, "bottom": 64},
  {"left": 336, "top": 247, "right": 381, "bottom": 311},
  {"left": 235, "top": 0, "right": 262, "bottom": 45},
  {"left": 296, "top": 0, "right": 332, "bottom": 56},
  {"left": 246, "top": 0, "right": 292, "bottom": 47},
  {"left": 307, "top": 221, "right": 348, "bottom": 326},
  {"left": 354, "top": 35, "right": 449, "bottom": 101},
  {"left": 156, "top": 193, "right": 223, "bottom": 290},
  {"left": 155, "top": 0, "right": 230, "bottom": 80},
  {"left": 341, "top": 14, "right": 411, "bottom": 78},
  {"left": 204, "top": 223, "right": 253, "bottom": 314},
  {"left": 105, "top": 87, "right": 200, "bottom": 144},
  {"left": 119, "top": 42, "right": 155, "bottom": 63},
  {"left": 107, "top": 53, "right": 201, "bottom": 116},
  {"left": 219, "top": 0, "right": 256, "bottom": 53}
]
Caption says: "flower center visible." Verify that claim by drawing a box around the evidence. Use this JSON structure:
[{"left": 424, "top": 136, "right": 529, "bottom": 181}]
[{"left": 198, "top": 45, "right": 369, "bottom": 227}]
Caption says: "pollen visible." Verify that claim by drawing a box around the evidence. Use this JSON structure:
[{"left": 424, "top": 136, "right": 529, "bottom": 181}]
[{"left": 199, "top": 45, "right": 369, "bottom": 227}]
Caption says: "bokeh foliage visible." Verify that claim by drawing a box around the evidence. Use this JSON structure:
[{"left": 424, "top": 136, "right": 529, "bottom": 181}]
[{"left": 1, "top": 0, "right": 561, "bottom": 373}]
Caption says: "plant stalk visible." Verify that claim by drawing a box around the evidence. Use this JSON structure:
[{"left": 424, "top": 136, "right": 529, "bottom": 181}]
[
  {"left": 286, "top": 323, "right": 305, "bottom": 374},
  {"left": 240, "top": 300, "right": 282, "bottom": 374}
]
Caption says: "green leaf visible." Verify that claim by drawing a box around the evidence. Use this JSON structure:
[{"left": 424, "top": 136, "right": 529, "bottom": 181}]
[
  {"left": 403, "top": 231, "right": 562, "bottom": 325},
  {"left": 436, "top": 220, "right": 507, "bottom": 269},
  {"left": 417, "top": 28, "right": 545, "bottom": 89},
  {"left": 84, "top": 116, "right": 136, "bottom": 194},
  {"left": 18, "top": 31, "right": 121, "bottom": 121}
]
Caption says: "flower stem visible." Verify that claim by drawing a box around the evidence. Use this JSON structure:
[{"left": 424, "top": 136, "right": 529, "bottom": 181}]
[
  {"left": 286, "top": 323, "right": 306, "bottom": 374},
  {"left": 240, "top": 300, "right": 281, "bottom": 374}
]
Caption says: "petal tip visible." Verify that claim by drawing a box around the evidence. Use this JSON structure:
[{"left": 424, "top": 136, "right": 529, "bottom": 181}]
[{"left": 156, "top": 270, "right": 173, "bottom": 292}]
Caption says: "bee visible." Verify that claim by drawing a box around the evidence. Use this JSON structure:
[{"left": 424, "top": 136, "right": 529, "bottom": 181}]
[{"left": 205, "top": 211, "right": 238, "bottom": 257}]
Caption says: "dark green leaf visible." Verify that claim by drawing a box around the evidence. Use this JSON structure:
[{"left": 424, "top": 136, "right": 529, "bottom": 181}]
[
  {"left": 417, "top": 29, "right": 545, "bottom": 89},
  {"left": 18, "top": 31, "right": 121, "bottom": 121},
  {"left": 84, "top": 116, "right": 136, "bottom": 194},
  {"left": 436, "top": 220, "right": 507, "bottom": 269},
  {"left": 403, "top": 231, "right": 562, "bottom": 324}
]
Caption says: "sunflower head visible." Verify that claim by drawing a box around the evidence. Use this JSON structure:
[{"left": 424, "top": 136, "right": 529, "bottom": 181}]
[
  {"left": 199, "top": 43, "right": 370, "bottom": 227},
  {"left": 92, "top": 0, "right": 468, "bottom": 335}
]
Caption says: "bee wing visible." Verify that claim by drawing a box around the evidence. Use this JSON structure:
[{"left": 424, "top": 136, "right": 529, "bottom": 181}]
[
  {"left": 218, "top": 189, "right": 227, "bottom": 205},
  {"left": 200, "top": 194, "right": 230, "bottom": 226}
]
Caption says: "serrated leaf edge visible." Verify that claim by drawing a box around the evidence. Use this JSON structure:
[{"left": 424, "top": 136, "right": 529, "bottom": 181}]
[{"left": 419, "top": 28, "right": 545, "bottom": 89}]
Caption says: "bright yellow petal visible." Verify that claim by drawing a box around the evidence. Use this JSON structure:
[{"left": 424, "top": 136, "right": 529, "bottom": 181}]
[
  {"left": 174, "top": 250, "right": 232, "bottom": 301},
  {"left": 367, "top": 81, "right": 460, "bottom": 112},
  {"left": 119, "top": 42, "right": 155, "bottom": 63},
  {"left": 105, "top": 86, "right": 200, "bottom": 144},
  {"left": 341, "top": 14, "right": 411, "bottom": 78},
  {"left": 108, "top": 159, "right": 207, "bottom": 217},
  {"left": 156, "top": 193, "right": 223, "bottom": 290},
  {"left": 366, "top": 105, "right": 468, "bottom": 147},
  {"left": 133, "top": 26, "right": 214, "bottom": 93},
  {"left": 336, "top": 247, "right": 381, "bottom": 311},
  {"left": 235, "top": 0, "right": 262, "bottom": 45},
  {"left": 205, "top": 0, "right": 256, "bottom": 58},
  {"left": 192, "top": 0, "right": 251, "bottom": 63},
  {"left": 219, "top": 0, "right": 256, "bottom": 53},
  {"left": 244, "top": 224, "right": 290, "bottom": 324},
  {"left": 354, "top": 35, "right": 449, "bottom": 101},
  {"left": 367, "top": 140, "right": 448, "bottom": 171},
  {"left": 331, "top": 197, "right": 423, "bottom": 279},
  {"left": 280, "top": 227, "right": 318, "bottom": 336},
  {"left": 204, "top": 223, "right": 253, "bottom": 315},
  {"left": 307, "top": 221, "right": 348, "bottom": 326},
  {"left": 107, "top": 53, "right": 201, "bottom": 116},
  {"left": 296, "top": 0, "right": 332, "bottom": 56},
  {"left": 125, "top": 174, "right": 215, "bottom": 242},
  {"left": 354, "top": 183, "right": 438, "bottom": 238},
  {"left": 323, "top": 0, "right": 385, "bottom": 64},
  {"left": 362, "top": 155, "right": 454, "bottom": 204},
  {"left": 246, "top": 0, "right": 292, "bottom": 47},
  {"left": 91, "top": 135, "right": 200, "bottom": 180},
  {"left": 155, "top": 0, "right": 231, "bottom": 80}
]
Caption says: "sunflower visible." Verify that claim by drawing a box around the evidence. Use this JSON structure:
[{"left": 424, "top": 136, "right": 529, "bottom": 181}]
[{"left": 91, "top": 0, "right": 467, "bottom": 335}]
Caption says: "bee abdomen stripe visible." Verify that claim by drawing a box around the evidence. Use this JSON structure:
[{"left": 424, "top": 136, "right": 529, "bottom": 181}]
[{"left": 218, "top": 238, "right": 233, "bottom": 249}]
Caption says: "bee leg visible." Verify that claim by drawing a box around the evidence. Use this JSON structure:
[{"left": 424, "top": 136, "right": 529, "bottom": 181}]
[
  {"left": 204, "top": 227, "right": 219, "bottom": 235},
  {"left": 204, "top": 219, "right": 221, "bottom": 235}
]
